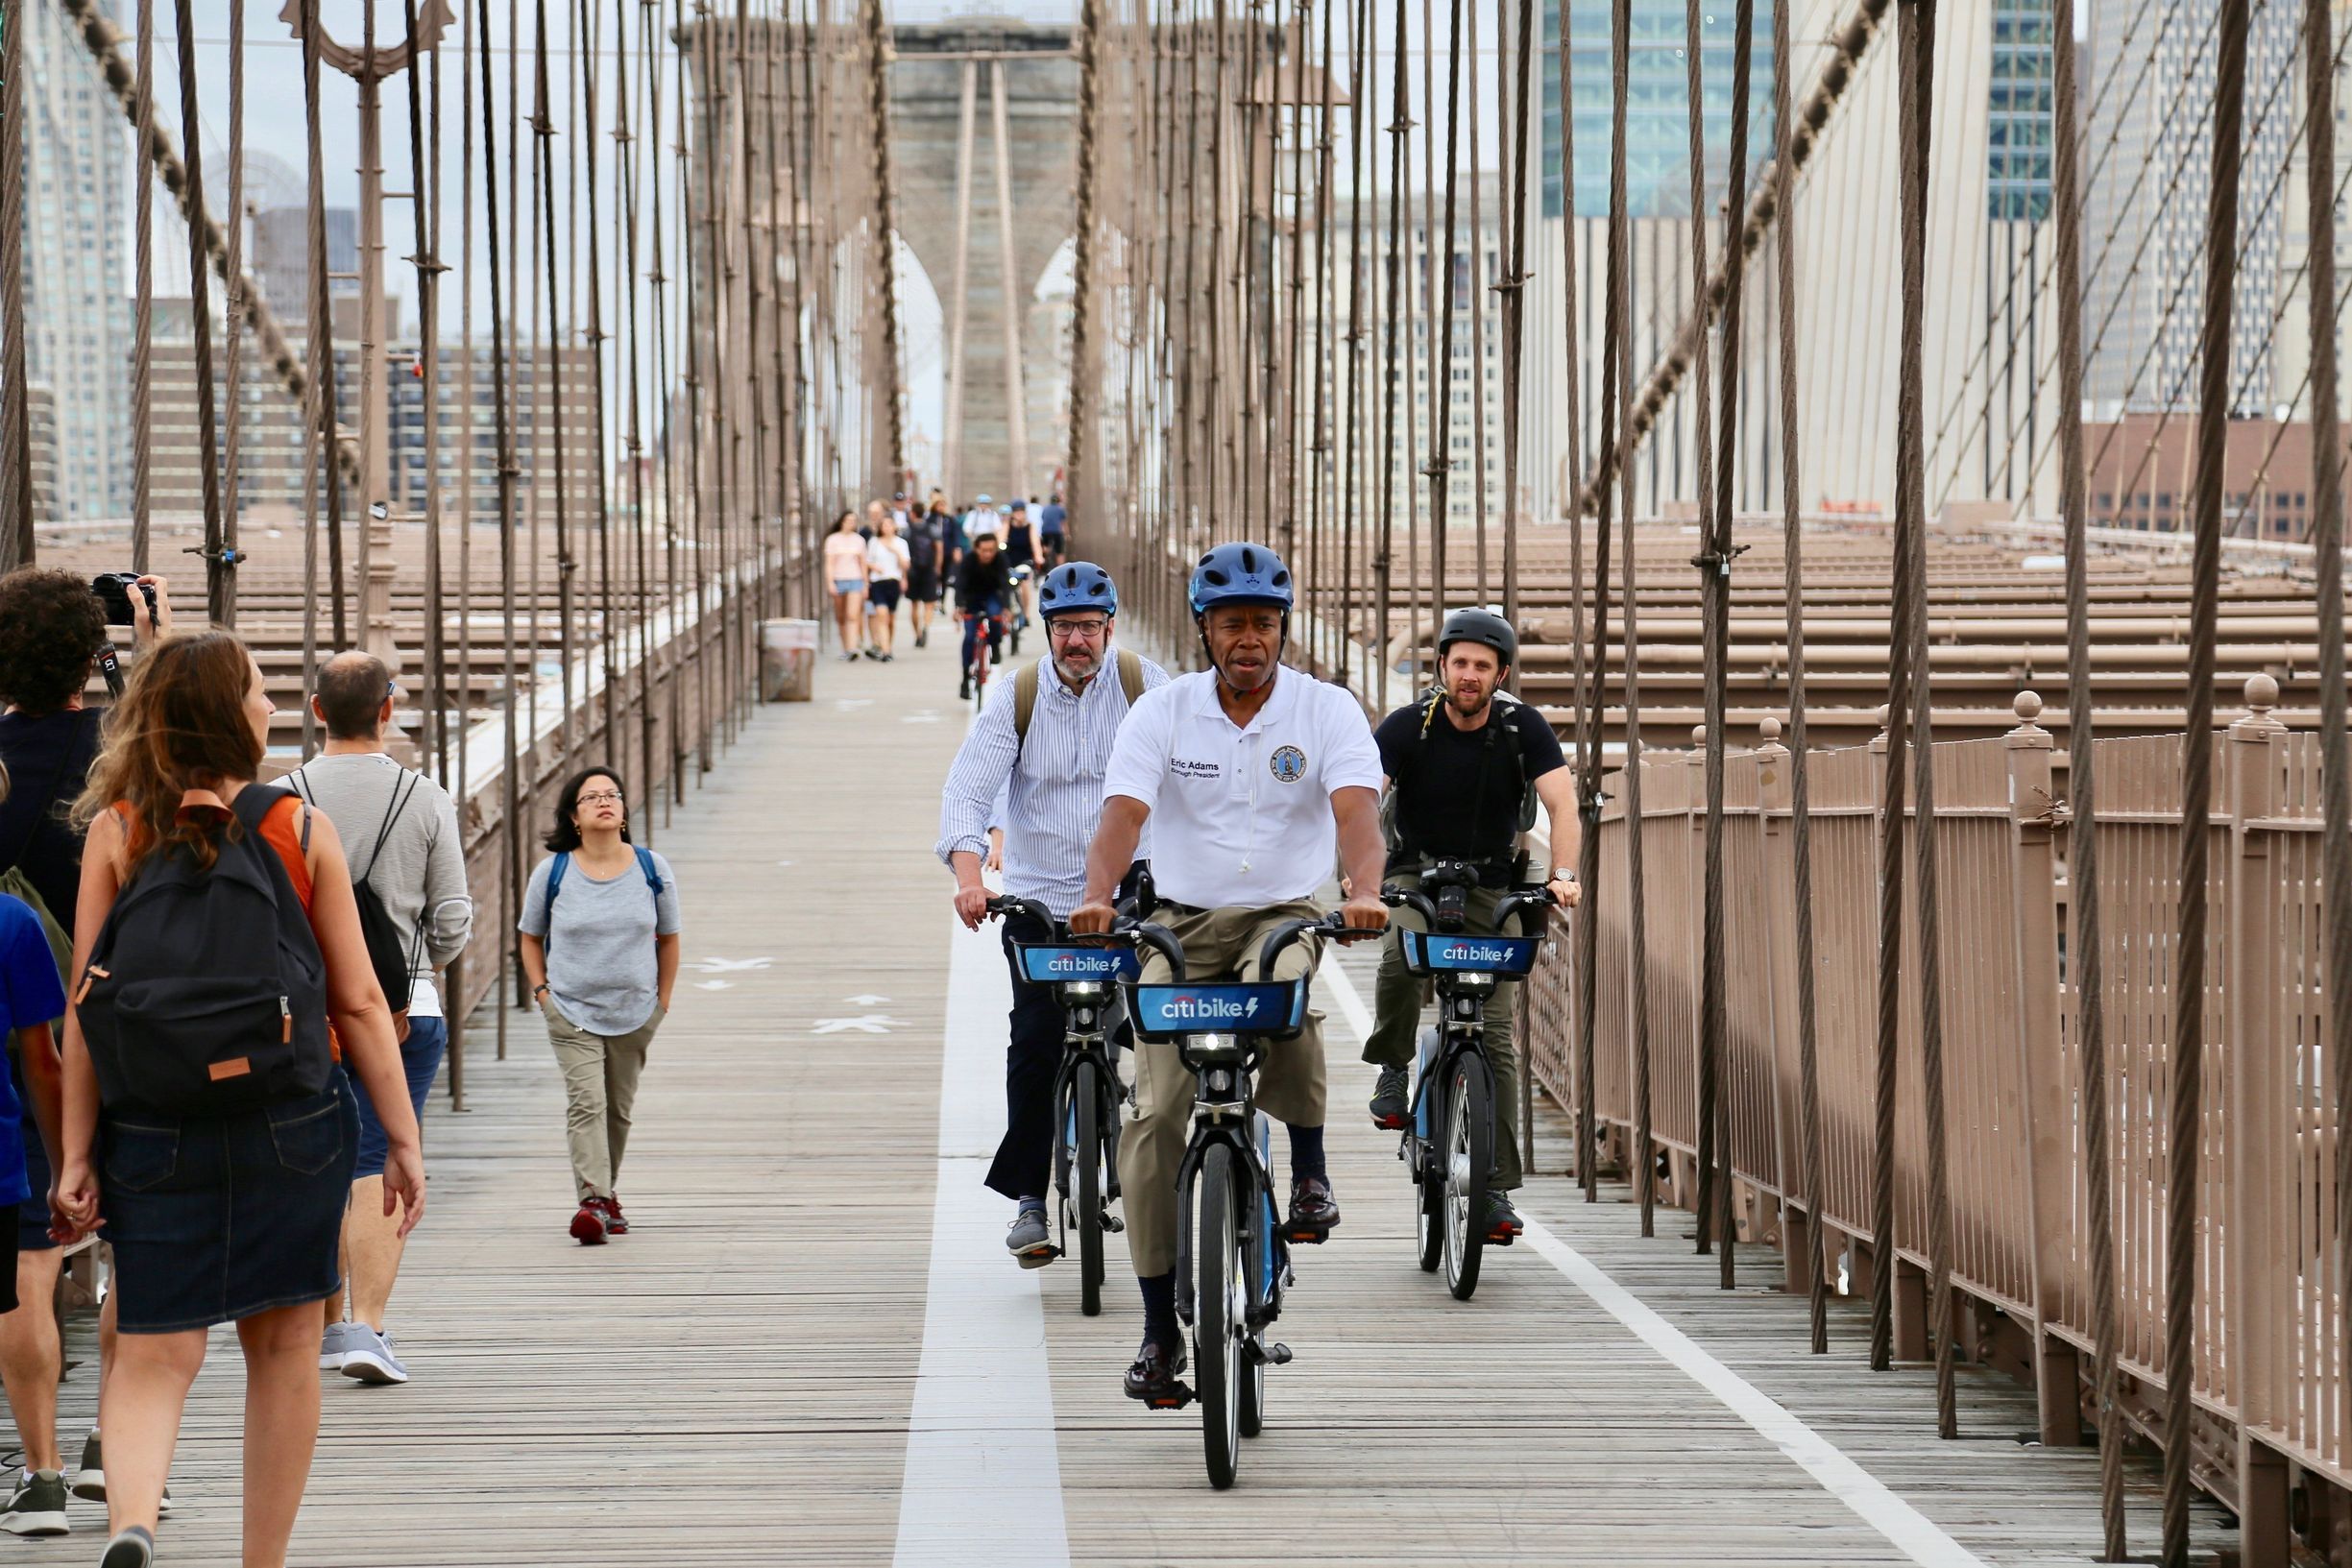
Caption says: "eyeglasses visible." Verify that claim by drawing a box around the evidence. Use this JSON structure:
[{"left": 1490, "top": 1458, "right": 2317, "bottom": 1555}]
[
  {"left": 577, "top": 790, "right": 624, "bottom": 806},
  {"left": 1048, "top": 617, "right": 1109, "bottom": 640}
]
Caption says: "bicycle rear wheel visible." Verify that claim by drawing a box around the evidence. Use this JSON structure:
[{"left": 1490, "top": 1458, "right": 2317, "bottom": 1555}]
[
  {"left": 1443, "top": 1058, "right": 1491, "bottom": 1301},
  {"left": 1075, "top": 1059, "right": 1105, "bottom": 1317},
  {"left": 1196, "top": 1145, "right": 1244, "bottom": 1489}
]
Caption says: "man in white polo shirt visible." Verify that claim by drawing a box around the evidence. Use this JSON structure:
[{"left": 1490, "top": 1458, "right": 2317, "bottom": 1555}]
[{"left": 1070, "top": 541, "right": 1388, "bottom": 1405}]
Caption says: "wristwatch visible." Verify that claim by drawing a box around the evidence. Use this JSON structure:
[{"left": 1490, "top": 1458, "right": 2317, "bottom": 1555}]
[
  {"left": 1550, "top": 868, "right": 1579, "bottom": 883},
  {"left": 532, "top": 982, "right": 550, "bottom": 1000}
]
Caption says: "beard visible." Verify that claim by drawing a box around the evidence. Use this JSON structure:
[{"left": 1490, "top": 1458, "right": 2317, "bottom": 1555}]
[
  {"left": 1446, "top": 685, "right": 1494, "bottom": 720},
  {"left": 1054, "top": 649, "right": 1101, "bottom": 684}
]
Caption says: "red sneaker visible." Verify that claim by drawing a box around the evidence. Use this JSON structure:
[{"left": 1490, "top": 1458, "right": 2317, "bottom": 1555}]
[
  {"left": 569, "top": 1201, "right": 608, "bottom": 1246},
  {"left": 594, "top": 1195, "right": 628, "bottom": 1235}
]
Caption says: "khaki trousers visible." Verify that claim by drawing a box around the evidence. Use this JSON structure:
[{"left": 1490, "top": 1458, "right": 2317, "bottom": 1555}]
[
  {"left": 544, "top": 1001, "right": 666, "bottom": 1201},
  {"left": 1360, "top": 871, "right": 1524, "bottom": 1190},
  {"left": 1118, "top": 900, "right": 1328, "bottom": 1277}
]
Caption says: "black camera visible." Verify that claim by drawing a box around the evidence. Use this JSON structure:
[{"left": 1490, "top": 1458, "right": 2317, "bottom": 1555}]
[{"left": 90, "top": 573, "right": 158, "bottom": 629}]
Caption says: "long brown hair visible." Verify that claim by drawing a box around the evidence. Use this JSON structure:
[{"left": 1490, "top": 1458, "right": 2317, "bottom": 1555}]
[{"left": 74, "top": 630, "right": 265, "bottom": 875}]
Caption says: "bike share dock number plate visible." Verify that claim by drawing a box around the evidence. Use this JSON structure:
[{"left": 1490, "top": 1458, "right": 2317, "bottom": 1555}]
[
  {"left": 1128, "top": 982, "right": 1305, "bottom": 1038},
  {"left": 1016, "top": 946, "right": 1142, "bottom": 984},
  {"left": 1399, "top": 931, "right": 1540, "bottom": 976}
]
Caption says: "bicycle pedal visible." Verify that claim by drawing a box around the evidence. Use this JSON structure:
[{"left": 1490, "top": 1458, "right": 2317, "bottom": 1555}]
[
  {"left": 1281, "top": 1225, "right": 1331, "bottom": 1244},
  {"left": 1267, "top": 1342, "right": 1293, "bottom": 1365},
  {"left": 1370, "top": 1113, "right": 1409, "bottom": 1132},
  {"left": 1145, "top": 1382, "right": 1196, "bottom": 1411},
  {"left": 1487, "top": 1229, "right": 1518, "bottom": 1246},
  {"left": 1100, "top": 1211, "right": 1126, "bottom": 1234}
]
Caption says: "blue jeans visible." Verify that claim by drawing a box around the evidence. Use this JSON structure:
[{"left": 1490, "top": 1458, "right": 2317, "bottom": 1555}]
[
  {"left": 960, "top": 603, "right": 1006, "bottom": 671},
  {"left": 351, "top": 1015, "right": 447, "bottom": 1179}
]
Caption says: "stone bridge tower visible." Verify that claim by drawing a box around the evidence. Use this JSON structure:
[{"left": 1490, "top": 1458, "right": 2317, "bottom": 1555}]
[{"left": 889, "top": 18, "right": 1077, "bottom": 505}]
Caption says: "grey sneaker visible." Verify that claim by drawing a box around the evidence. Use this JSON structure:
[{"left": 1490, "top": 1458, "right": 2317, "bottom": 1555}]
[
  {"left": 341, "top": 1326, "right": 410, "bottom": 1386},
  {"left": 1369, "top": 1065, "right": 1410, "bottom": 1129},
  {"left": 0, "top": 1468, "right": 66, "bottom": 1536},
  {"left": 98, "top": 1526, "right": 153, "bottom": 1568},
  {"left": 68, "top": 1434, "right": 169, "bottom": 1515},
  {"left": 320, "top": 1317, "right": 361, "bottom": 1372},
  {"left": 1006, "top": 1205, "right": 1055, "bottom": 1267}
]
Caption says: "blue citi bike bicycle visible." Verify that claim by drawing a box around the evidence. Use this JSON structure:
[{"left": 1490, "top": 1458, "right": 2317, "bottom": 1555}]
[
  {"left": 991, "top": 894, "right": 1139, "bottom": 1317},
  {"left": 1383, "top": 861, "right": 1556, "bottom": 1301},
  {"left": 1119, "top": 907, "right": 1375, "bottom": 1489}
]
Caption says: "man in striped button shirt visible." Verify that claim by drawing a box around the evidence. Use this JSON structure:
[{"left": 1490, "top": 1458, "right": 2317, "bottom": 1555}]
[{"left": 936, "top": 563, "right": 1171, "bottom": 1264}]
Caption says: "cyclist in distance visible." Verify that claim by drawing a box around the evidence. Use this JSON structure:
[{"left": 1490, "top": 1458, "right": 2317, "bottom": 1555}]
[
  {"left": 954, "top": 533, "right": 1017, "bottom": 702},
  {"left": 1069, "top": 542, "right": 1387, "bottom": 1404},
  {"left": 936, "top": 564, "right": 1169, "bottom": 1265},
  {"left": 1363, "top": 607, "right": 1583, "bottom": 1236}
]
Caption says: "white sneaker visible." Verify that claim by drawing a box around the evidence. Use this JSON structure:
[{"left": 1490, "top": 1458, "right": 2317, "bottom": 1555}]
[
  {"left": 340, "top": 1326, "right": 410, "bottom": 1386},
  {"left": 319, "top": 1318, "right": 361, "bottom": 1372}
]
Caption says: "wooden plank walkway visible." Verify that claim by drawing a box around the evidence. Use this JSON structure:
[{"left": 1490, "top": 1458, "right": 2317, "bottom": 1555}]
[{"left": 65, "top": 635, "right": 2229, "bottom": 1566}]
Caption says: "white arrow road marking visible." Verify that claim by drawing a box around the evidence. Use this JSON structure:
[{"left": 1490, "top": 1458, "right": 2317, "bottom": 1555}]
[
  {"left": 902, "top": 711, "right": 943, "bottom": 724},
  {"left": 811, "top": 1014, "right": 909, "bottom": 1035},
  {"left": 694, "top": 979, "right": 734, "bottom": 991},
  {"left": 844, "top": 993, "right": 891, "bottom": 1005},
  {"left": 685, "top": 955, "right": 775, "bottom": 974}
]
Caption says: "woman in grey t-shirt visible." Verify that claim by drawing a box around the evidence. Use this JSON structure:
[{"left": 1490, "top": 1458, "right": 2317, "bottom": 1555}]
[{"left": 517, "top": 766, "right": 682, "bottom": 1245}]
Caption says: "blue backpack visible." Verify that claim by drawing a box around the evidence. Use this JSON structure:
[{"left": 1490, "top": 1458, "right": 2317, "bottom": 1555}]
[{"left": 544, "top": 847, "right": 665, "bottom": 952}]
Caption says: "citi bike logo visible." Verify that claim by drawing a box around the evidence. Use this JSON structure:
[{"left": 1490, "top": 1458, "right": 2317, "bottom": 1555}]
[
  {"left": 1045, "top": 953, "right": 1125, "bottom": 977},
  {"left": 1163, "top": 991, "right": 1263, "bottom": 1022},
  {"left": 1439, "top": 940, "right": 1517, "bottom": 966}
]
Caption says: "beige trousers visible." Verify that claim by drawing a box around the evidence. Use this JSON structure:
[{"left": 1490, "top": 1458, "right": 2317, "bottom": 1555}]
[
  {"left": 1118, "top": 900, "right": 1327, "bottom": 1277},
  {"left": 544, "top": 1001, "right": 666, "bottom": 1201}
]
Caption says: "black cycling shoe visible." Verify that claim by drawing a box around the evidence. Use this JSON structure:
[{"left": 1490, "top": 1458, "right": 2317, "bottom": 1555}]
[
  {"left": 1123, "top": 1339, "right": 1191, "bottom": 1408},
  {"left": 1284, "top": 1175, "right": 1340, "bottom": 1242},
  {"left": 1486, "top": 1192, "right": 1524, "bottom": 1242},
  {"left": 1368, "top": 1065, "right": 1409, "bottom": 1129}
]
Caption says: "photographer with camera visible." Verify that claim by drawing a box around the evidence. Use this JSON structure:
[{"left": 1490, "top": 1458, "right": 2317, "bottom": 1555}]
[
  {"left": 0, "top": 567, "right": 169, "bottom": 1533},
  {"left": 1362, "top": 608, "right": 1580, "bottom": 1240}
]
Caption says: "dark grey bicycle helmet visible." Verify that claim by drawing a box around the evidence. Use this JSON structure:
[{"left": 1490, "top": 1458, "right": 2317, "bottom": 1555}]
[{"left": 1437, "top": 606, "right": 1518, "bottom": 667}]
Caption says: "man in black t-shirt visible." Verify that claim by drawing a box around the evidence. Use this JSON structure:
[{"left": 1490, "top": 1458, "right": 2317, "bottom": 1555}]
[{"left": 1364, "top": 607, "right": 1582, "bottom": 1237}]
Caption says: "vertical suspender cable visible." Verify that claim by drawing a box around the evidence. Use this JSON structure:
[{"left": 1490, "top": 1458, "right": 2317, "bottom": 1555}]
[
  {"left": 1702, "top": 0, "right": 1752, "bottom": 1289},
  {"left": 174, "top": 0, "right": 223, "bottom": 626},
  {"left": 473, "top": 0, "right": 520, "bottom": 1055},
  {"left": 133, "top": 0, "right": 154, "bottom": 573},
  {"left": 2166, "top": 0, "right": 2245, "bottom": 1545},
  {"left": 1426, "top": 0, "right": 1464, "bottom": 616},
  {"left": 1342, "top": 0, "right": 1367, "bottom": 688},
  {"left": 2049, "top": 0, "right": 2125, "bottom": 1536},
  {"left": 581, "top": 0, "right": 618, "bottom": 759},
  {"left": 452, "top": 0, "right": 474, "bottom": 1095},
  {"left": 1071, "top": 0, "right": 1103, "bottom": 543},
  {"left": 534, "top": 0, "right": 575, "bottom": 753},
  {"left": 1375, "top": 0, "right": 1406, "bottom": 710},
  {"left": 0, "top": 0, "right": 34, "bottom": 568},
  {"left": 222, "top": 0, "right": 246, "bottom": 620},
  {"left": 300, "top": 0, "right": 328, "bottom": 759},
  {"left": 1681, "top": 0, "right": 1723, "bottom": 1262},
  {"left": 861, "top": 0, "right": 904, "bottom": 489},
  {"left": 1895, "top": 0, "right": 1958, "bottom": 1437},
  {"left": 2307, "top": 0, "right": 2352, "bottom": 1539},
  {"left": 1499, "top": 0, "right": 1530, "bottom": 637},
  {"left": 1308, "top": 0, "right": 1338, "bottom": 654},
  {"left": 1868, "top": 0, "right": 1922, "bottom": 1381},
  {"left": 403, "top": 0, "right": 446, "bottom": 775}
]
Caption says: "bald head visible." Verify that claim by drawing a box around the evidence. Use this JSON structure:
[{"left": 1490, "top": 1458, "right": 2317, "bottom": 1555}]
[{"left": 315, "top": 651, "right": 392, "bottom": 740}]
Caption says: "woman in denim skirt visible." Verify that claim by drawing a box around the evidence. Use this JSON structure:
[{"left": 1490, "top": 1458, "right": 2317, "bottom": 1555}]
[{"left": 50, "top": 633, "right": 427, "bottom": 1568}]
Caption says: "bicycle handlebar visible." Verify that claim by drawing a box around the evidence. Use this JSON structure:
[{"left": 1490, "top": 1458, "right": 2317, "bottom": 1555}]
[
  {"left": 984, "top": 894, "right": 1055, "bottom": 929},
  {"left": 1254, "top": 909, "right": 1386, "bottom": 981},
  {"left": 1378, "top": 883, "right": 1558, "bottom": 938}
]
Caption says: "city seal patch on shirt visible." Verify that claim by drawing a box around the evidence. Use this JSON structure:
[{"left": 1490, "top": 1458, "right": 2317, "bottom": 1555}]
[{"left": 1268, "top": 745, "right": 1308, "bottom": 784}]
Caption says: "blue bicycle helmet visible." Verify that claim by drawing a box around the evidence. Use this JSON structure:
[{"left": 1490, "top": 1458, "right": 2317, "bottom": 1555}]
[
  {"left": 1037, "top": 561, "right": 1118, "bottom": 618},
  {"left": 1188, "top": 542, "right": 1294, "bottom": 615}
]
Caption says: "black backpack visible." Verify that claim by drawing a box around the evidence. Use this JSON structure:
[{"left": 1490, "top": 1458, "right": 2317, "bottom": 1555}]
[
  {"left": 75, "top": 784, "right": 335, "bottom": 1117},
  {"left": 288, "top": 766, "right": 419, "bottom": 1014},
  {"left": 1380, "top": 687, "right": 1542, "bottom": 865}
]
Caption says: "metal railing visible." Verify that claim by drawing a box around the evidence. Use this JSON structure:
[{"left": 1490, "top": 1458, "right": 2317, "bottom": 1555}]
[{"left": 1525, "top": 675, "right": 2340, "bottom": 1516}]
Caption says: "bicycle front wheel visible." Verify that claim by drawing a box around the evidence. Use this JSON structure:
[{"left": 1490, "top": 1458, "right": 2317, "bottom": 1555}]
[
  {"left": 1196, "top": 1144, "right": 1244, "bottom": 1489},
  {"left": 1443, "top": 1058, "right": 1491, "bottom": 1301},
  {"left": 1075, "top": 1059, "right": 1105, "bottom": 1317}
]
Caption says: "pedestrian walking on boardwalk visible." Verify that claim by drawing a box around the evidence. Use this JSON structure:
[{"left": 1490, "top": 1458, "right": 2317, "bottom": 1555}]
[
  {"left": 282, "top": 653, "right": 473, "bottom": 1388},
  {"left": 905, "top": 499, "right": 950, "bottom": 650},
  {"left": 52, "top": 630, "right": 426, "bottom": 1568},
  {"left": 0, "top": 567, "right": 178, "bottom": 1538},
  {"left": 865, "top": 514, "right": 911, "bottom": 662},
  {"left": 516, "top": 767, "right": 682, "bottom": 1247},
  {"left": 824, "top": 511, "right": 871, "bottom": 661}
]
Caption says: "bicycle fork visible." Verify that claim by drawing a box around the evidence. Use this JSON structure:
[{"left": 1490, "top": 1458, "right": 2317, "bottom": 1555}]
[{"left": 1172, "top": 1124, "right": 1295, "bottom": 1365}]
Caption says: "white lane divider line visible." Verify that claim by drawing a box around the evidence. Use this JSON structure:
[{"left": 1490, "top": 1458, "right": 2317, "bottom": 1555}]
[
  {"left": 892, "top": 912, "right": 1071, "bottom": 1568},
  {"left": 1314, "top": 957, "right": 1989, "bottom": 1568}
]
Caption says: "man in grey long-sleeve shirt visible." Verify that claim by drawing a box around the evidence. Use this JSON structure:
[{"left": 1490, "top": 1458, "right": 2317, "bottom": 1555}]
[{"left": 282, "top": 652, "right": 473, "bottom": 1387}]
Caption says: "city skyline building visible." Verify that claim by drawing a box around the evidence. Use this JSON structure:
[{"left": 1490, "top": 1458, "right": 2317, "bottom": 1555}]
[
  {"left": 14, "top": 0, "right": 130, "bottom": 521},
  {"left": 2083, "top": 0, "right": 2294, "bottom": 414}
]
